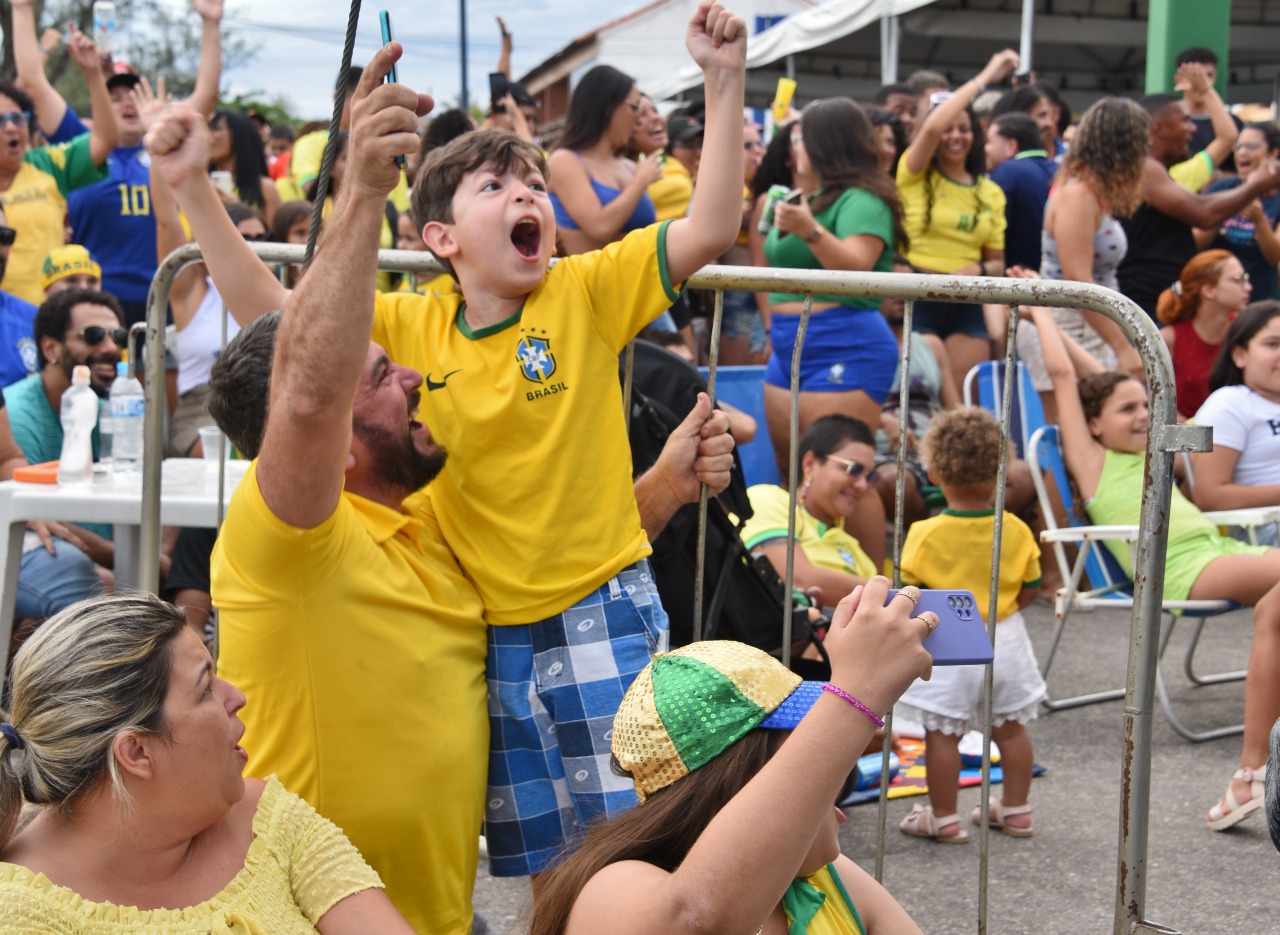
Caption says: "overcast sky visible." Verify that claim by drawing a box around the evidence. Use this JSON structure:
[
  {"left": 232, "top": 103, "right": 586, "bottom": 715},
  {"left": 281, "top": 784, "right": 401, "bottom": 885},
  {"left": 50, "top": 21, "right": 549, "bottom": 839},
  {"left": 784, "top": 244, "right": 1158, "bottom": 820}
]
[{"left": 154, "top": 0, "right": 605, "bottom": 119}]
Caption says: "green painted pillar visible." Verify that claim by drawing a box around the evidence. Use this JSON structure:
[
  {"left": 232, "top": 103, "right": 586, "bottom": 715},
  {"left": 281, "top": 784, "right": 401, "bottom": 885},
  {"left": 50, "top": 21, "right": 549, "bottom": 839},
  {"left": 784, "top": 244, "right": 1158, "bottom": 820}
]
[{"left": 1145, "top": 0, "right": 1231, "bottom": 97}]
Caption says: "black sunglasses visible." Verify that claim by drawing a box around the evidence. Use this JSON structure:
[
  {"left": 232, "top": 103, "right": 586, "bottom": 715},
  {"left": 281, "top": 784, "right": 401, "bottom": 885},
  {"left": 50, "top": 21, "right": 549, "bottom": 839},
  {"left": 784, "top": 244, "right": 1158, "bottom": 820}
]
[
  {"left": 241, "top": 232, "right": 270, "bottom": 242},
  {"left": 0, "top": 226, "right": 15, "bottom": 247},
  {"left": 824, "top": 454, "right": 880, "bottom": 485},
  {"left": 76, "top": 326, "right": 128, "bottom": 347}
]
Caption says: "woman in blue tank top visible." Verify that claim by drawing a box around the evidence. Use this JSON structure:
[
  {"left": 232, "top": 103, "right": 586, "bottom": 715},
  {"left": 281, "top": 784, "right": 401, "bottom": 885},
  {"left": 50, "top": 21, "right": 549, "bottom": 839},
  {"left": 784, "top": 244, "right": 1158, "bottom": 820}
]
[{"left": 547, "top": 65, "right": 661, "bottom": 255}]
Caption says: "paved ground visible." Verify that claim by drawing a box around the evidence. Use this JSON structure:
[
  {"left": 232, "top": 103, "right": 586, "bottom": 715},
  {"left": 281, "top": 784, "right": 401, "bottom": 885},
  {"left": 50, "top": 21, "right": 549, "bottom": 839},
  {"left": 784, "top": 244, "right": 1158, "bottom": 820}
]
[{"left": 470, "top": 600, "right": 1279, "bottom": 934}]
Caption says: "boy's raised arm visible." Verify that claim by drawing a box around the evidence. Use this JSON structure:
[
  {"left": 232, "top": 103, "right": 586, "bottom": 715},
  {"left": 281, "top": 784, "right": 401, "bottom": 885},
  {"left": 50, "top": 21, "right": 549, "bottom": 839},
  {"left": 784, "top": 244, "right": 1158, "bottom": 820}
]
[{"left": 664, "top": 1, "right": 747, "bottom": 285}]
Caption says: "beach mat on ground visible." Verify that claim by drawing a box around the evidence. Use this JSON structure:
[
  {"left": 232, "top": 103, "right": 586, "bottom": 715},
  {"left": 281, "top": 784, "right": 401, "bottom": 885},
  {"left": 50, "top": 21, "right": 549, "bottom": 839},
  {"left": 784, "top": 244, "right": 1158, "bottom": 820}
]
[{"left": 841, "top": 738, "right": 1046, "bottom": 807}]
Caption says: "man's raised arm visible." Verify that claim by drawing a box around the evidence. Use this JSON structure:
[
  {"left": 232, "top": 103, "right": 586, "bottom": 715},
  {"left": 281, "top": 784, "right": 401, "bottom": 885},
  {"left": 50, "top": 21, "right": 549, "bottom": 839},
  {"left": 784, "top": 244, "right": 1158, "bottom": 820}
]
[{"left": 254, "top": 43, "right": 430, "bottom": 528}]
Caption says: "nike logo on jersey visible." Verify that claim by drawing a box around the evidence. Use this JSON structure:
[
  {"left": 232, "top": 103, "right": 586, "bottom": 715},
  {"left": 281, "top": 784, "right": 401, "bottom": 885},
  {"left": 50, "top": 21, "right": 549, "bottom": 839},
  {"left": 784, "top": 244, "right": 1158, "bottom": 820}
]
[{"left": 425, "top": 369, "right": 462, "bottom": 391}]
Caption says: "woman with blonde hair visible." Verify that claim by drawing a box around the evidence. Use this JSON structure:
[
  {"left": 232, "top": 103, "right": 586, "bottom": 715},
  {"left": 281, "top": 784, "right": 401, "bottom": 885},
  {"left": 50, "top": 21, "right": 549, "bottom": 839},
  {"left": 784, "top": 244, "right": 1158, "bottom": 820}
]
[
  {"left": 0, "top": 594, "right": 415, "bottom": 932},
  {"left": 1156, "top": 248, "right": 1252, "bottom": 419},
  {"left": 1016, "top": 96, "right": 1151, "bottom": 422}
]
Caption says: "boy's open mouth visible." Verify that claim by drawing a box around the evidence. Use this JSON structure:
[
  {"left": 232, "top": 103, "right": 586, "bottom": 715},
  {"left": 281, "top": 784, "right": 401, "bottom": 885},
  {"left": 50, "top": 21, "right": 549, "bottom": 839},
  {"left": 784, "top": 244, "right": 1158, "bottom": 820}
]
[{"left": 511, "top": 218, "right": 541, "bottom": 258}]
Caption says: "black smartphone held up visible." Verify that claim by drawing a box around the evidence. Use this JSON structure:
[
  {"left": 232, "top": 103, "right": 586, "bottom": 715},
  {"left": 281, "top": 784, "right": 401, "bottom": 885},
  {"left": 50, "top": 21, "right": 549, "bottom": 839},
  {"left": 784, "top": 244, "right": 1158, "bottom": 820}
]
[
  {"left": 784, "top": 188, "right": 803, "bottom": 205},
  {"left": 377, "top": 10, "right": 405, "bottom": 169},
  {"left": 489, "top": 72, "right": 510, "bottom": 112},
  {"left": 885, "top": 589, "right": 994, "bottom": 666}
]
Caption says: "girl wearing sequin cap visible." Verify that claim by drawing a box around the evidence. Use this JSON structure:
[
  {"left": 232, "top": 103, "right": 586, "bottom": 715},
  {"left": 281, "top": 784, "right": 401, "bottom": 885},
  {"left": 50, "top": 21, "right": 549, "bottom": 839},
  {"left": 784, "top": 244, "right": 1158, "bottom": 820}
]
[{"left": 529, "top": 576, "right": 934, "bottom": 935}]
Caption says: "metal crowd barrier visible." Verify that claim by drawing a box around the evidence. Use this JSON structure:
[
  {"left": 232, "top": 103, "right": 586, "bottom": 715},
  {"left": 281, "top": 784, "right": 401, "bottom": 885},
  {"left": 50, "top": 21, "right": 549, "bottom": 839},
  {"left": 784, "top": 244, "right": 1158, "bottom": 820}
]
[{"left": 139, "top": 243, "right": 1196, "bottom": 935}]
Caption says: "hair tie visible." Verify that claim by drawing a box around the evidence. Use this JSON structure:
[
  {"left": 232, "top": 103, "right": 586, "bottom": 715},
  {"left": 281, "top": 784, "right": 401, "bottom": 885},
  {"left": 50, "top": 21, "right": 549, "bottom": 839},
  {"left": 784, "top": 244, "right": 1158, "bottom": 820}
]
[
  {"left": 1171, "top": 280, "right": 1183, "bottom": 297},
  {"left": 1, "top": 723, "right": 24, "bottom": 750}
]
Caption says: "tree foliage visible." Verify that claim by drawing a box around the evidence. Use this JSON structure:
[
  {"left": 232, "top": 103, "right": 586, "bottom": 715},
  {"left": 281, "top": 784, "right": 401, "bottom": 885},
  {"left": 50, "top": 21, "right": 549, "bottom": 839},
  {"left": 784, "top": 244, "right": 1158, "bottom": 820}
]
[{"left": 1, "top": 1, "right": 257, "bottom": 113}]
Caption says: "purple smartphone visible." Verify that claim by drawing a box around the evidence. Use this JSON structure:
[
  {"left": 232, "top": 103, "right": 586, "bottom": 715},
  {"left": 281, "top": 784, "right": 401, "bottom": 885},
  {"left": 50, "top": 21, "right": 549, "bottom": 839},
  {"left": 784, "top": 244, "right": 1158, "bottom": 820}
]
[{"left": 886, "top": 589, "right": 994, "bottom": 666}]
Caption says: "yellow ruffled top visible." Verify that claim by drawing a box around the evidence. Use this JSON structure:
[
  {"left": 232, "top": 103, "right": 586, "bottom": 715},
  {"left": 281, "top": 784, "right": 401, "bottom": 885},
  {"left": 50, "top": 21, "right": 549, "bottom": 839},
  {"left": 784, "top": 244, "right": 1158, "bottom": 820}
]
[{"left": 0, "top": 776, "right": 383, "bottom": 933}]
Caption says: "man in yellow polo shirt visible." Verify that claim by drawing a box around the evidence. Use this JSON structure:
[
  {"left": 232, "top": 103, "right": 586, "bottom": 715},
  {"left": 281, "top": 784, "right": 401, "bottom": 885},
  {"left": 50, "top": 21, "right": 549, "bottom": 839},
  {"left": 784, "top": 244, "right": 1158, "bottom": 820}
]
[{"left": 163, "top": 48, "right": 735, "bottom": 932}]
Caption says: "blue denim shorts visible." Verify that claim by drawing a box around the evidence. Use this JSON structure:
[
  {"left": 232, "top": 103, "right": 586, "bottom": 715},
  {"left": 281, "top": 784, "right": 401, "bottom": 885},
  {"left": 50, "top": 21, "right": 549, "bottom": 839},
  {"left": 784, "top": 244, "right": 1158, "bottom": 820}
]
[
  {"left": 765, "top": 305, "right": 898, "bottom": 401},
  {"left": 910, "top": 299, "right": 989, "bottom": 340},
  {"left": 718, "top": 290, "right": 766, "bottom": 354},
  {"left": 484, "top": 560, "right": 669, "bottom": 876}
]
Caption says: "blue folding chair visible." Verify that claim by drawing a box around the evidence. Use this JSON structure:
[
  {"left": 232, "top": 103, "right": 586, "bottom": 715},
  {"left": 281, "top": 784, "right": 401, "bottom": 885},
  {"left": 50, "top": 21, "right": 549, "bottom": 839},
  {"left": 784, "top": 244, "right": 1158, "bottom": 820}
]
[
  {"left": 963, "top": 360, "right": 1046, "bottom": 460},
  {"left": 1028, "top": 425, "right": 1257, "bottom": 741},
  {"left": 699, "top": 365, "right": 779, "bottom": 488}
]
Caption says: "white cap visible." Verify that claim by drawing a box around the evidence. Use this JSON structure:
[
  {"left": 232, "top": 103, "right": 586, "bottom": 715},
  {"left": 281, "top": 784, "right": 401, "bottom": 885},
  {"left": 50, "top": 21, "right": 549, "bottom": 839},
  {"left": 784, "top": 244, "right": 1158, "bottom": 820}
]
[{"left": 71, "top": 365, "right": 90, "bottom": 386}]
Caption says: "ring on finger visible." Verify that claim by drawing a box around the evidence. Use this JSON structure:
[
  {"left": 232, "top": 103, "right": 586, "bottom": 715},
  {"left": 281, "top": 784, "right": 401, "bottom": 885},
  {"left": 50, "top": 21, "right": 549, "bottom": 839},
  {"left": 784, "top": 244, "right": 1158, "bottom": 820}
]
[
  {"left": 920, "top": 611, "right": 938, "bottom": 637},
  {"left": 895, "top": 585, "right": 922, "bottom": 609}
]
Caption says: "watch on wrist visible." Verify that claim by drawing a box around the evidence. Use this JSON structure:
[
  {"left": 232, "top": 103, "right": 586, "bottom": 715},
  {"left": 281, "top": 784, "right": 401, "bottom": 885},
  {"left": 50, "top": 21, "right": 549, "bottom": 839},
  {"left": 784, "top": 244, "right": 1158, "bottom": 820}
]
[{"left": 806, "top": 226, "right": 823, "bottom": 244}]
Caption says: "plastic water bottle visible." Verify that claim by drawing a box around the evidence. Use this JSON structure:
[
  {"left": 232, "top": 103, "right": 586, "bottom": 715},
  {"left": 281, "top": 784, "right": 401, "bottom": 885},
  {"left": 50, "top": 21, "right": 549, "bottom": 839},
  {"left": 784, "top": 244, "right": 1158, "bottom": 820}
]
[
  {"left": 97, "top": 397, "right": 113, "bottom": 467},
  {"left": 57, "top": 366, "right": 98, "bottom": 486},
  {"left": 109, "top": 361, "right": 145, "bottom": 475}
]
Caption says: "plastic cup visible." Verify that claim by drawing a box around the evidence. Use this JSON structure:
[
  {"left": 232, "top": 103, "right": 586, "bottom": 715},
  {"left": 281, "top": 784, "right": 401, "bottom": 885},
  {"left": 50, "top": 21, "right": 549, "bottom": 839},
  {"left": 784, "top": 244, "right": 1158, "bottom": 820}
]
[
  {"left": 772, "top": 78, "right": 797, "bottom": 123},
  {"left": 210, "top": 170, "right": 234, "bottom": 197},
  {"left": 199, "top": 425, "right": 226, "bottom": 472}
]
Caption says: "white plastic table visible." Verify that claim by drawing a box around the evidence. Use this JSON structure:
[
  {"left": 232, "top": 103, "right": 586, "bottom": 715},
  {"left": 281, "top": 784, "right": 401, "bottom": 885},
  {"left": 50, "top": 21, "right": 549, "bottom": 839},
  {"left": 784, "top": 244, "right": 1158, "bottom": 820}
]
[{"left": 0, "top": 459, "right": 247, "bottom": 677}]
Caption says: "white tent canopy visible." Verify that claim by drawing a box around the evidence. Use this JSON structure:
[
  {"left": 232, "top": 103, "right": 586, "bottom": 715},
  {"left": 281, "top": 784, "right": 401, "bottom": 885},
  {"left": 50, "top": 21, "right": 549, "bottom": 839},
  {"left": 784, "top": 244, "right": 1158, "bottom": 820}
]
[
  {"left": 625, "top": 0, "right": 1280, "bottom": 114},
  {"left": 644, "top": 0, "right": 934, "bottom": 102}
]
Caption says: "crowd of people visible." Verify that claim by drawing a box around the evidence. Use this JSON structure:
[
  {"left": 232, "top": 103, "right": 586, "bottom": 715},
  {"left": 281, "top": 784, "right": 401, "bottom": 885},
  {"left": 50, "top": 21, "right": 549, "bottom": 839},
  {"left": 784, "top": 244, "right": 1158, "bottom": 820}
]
[{"left": 0, "top": 0, "right": 1278, "bottom": 932}]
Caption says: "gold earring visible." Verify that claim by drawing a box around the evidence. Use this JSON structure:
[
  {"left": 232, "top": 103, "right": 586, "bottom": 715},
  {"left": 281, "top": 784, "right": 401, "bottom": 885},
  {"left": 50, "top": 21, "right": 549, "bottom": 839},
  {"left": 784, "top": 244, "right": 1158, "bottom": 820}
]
[{"left": 799, "top": 475, "right": 812, "bottom": 505}]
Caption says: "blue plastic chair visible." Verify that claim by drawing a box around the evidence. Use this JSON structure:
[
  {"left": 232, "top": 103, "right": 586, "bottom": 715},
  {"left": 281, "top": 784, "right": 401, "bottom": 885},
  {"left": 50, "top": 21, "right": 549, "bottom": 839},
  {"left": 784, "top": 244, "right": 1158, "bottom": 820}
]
[
  {"left": 1027, "top": 425, "right": 1254, "bottom": 741},
  {"left": 963, "top": 360, "right": 1046, "bottom": 460},
  {"left": 699, "top": 365, "right": 779, "bottom": 488}
]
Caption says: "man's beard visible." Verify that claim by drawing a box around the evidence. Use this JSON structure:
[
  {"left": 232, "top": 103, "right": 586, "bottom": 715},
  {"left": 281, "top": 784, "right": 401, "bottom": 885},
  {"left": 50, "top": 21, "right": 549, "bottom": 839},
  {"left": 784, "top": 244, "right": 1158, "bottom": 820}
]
[
  {"left": 352, "top": 419, "right": 446, "bottom": 493},
  {"left": 64, "top": 350, "right": 120, "bottom": 398}
]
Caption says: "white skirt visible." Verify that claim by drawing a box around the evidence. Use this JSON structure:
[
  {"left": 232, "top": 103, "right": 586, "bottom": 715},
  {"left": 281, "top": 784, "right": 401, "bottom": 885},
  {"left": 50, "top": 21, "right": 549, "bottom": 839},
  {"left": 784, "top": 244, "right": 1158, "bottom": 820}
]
[{"left": 897, "top": 611, "right": 1046, "bottom": 736}]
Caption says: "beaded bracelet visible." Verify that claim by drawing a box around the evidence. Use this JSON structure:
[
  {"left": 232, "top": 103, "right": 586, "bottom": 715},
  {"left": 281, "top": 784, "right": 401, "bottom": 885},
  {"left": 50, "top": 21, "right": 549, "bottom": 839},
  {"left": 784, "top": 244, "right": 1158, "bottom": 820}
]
[{"left": 821, "top": 683, "right": 885, "bottom": 728}]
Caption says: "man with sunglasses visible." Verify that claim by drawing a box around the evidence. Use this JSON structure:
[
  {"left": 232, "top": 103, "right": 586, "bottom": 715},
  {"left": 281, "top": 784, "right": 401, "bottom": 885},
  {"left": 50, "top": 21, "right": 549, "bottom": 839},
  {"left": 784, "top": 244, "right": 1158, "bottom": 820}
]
[
  {"left": 3, "top": 288, "right": 124, "bottom": 475},
  {"left": 2, "top": 288, "right": 129, "bottom": 617},
  {"left": 0, "top": 205, "right": 39, "bottom": 388}
]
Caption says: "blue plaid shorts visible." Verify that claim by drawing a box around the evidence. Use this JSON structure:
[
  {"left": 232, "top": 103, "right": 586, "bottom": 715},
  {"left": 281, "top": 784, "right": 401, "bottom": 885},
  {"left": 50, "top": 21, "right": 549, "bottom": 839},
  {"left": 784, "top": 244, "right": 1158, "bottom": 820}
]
[{"left": 484, "top": 560, "right": 669, "bottom": 876}]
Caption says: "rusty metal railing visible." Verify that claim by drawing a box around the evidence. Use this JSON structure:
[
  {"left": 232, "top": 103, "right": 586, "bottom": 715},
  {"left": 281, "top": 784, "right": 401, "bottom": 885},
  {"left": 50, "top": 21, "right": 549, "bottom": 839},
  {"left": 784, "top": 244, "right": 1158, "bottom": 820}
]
[{"left": 138, "top": 245, "right": 1192, "bottom": 935}]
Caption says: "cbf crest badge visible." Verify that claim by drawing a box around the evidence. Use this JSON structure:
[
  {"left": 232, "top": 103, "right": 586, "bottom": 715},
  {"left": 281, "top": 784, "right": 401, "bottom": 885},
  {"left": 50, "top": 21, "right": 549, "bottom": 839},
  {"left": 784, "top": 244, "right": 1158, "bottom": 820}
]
[{"left": 517, "top": 332, "right": 556, "bottom": 383}]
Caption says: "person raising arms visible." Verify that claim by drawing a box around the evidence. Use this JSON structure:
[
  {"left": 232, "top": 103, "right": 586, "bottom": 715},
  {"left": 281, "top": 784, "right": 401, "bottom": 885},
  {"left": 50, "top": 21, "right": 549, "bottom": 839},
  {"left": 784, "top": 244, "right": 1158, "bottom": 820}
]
[
  {"left": 1025, "top": 278, "right": 1280, "bottom": 832},
  {"left": 896, "top": 49, "right": 1018, "bottom": 382}
]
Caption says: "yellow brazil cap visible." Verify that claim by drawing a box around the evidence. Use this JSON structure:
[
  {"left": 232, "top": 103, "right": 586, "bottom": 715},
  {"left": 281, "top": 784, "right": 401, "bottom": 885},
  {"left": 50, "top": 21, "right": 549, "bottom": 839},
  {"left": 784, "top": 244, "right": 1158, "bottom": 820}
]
[{"left": 41, "top": 245, "right": 102, "bottom": 291}]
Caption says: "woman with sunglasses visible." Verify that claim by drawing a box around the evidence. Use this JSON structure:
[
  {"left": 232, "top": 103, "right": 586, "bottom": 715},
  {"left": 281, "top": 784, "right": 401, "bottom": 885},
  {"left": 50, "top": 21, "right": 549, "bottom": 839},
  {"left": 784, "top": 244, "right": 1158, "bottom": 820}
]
[
  {"left": 0, "top": 30, "right": 118, "bottom": 305},
  {"left": 1156, "top": 249, "right": 1252, "bottom": 420},
  {"left": 547, "top": 65, "right": 661, "bottom": 256},
  {"left": 739, "top": 414, "right": 880, "bottom": 606}
]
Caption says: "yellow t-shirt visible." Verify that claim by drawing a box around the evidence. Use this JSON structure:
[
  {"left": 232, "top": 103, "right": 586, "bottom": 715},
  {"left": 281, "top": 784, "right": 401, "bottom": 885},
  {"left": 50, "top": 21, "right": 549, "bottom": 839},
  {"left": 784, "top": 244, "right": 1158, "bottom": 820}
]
[
  {"left": 292, "top": 129, "right": 409, "bottom": 210},
  {"left": 0, "top": 776, "right": 383, "bottom": 933},
  {"left": 389, "top": 270, "right": 456, "bottom": 297},
  {"left": 371, "top": 220, "right": 680, "bottom": 624},
  {"left": 1169, "top": 150, "right": 1214, "bottom": 194},
  {"left": 211, "top": 463, "right": 487, "bottom": 934},
  {"left": 739, "top": 484, "right": 877, "bottom": 580},
  {"left": 650, "top": 158, "right": 693, "bottom": 222},
  {"left": 896, "top": 160, "right": 1006, "bottom": 273},
  {"left": 0, "top": 135, "right": 108, "bottom": 303},
  {"left": 900, "top": 508, "right": 1041, "bottom": 622}
]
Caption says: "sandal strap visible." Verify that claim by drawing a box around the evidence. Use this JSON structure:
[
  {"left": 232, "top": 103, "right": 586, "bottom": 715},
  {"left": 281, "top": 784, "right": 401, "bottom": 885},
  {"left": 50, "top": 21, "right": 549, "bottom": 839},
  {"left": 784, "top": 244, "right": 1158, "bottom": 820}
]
[
  {"left": 996, "top": 801, "right": 1032, "bottom": 817},
  {"left": 1235, "top": 764, "right": 1266, "bottom": 785}
]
